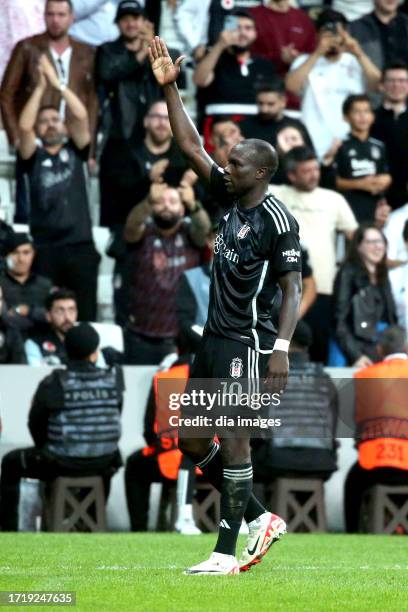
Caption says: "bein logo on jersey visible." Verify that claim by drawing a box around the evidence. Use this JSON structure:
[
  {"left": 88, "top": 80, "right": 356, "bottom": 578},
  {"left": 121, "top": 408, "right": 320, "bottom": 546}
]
[
  {"left": 282, "top": 248, "right": 300, "bottom": 263},
  {"left": 230, "top": 357, "right": 243, "bottom": 378},
  {"left": 214, "top": 233, "right": 239, "bottom": 264},
  {"left": 237, "top": 223, "right": 251, "bottom": 240}
]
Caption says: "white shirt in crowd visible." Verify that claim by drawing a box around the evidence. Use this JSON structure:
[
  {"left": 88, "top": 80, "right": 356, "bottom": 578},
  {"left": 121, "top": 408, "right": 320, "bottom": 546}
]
[
  {"left": 290, "top": 52, "right": 365, "bottom": 160},
  {"left": 70, "top": 0, "right": 122, "bottom": 46},
  {"left": 270, "top": 184, "right": 358, "bottom": 295},
  {"left": 332, "top": 0, "right": 374, "bottom": 21},
  {"left": 175, "top": 0, "right": 211, "bottom": 54},
  {"left": 384, "top": 203, "right": 408, "bottom": 332}
]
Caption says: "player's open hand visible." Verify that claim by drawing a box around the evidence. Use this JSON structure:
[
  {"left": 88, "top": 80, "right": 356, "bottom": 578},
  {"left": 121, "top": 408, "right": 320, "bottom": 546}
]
[
  {"left": 149, "top": 36, "right": 185, "bottom": 86},
  {"left": 264, "top": 351, "right": 289, "bottom": 395}
]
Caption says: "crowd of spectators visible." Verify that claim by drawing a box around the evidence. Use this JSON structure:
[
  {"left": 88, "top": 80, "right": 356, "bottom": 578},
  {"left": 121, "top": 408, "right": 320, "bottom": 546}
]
[
  {"left": 1, "top": 0, "right": 408, "bottom": 532},
  {"left": 0, "top": 0, "right": 407, "bottom": 369}
]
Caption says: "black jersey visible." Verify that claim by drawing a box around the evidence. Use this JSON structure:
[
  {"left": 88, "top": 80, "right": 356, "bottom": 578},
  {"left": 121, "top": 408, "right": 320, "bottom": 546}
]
[
  {"left": 205, "top": 164, "right": 302, "bottom": 353},
  {"left": 334, "top": 134, "right": 389, "bottom": 223}
]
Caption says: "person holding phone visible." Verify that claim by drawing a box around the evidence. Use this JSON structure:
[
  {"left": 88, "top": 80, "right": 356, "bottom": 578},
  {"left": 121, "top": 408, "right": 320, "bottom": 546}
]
[
  {"left": 193, "top": 9, "right": 275, "bottom": 144},
  {"left": 285, "top": 9, "right": 381, "bottom": 161}
]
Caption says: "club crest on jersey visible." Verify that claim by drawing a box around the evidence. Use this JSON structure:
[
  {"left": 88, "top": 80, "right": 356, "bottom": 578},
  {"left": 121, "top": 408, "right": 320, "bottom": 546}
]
[
  {"left": 230, "top": 357, "right": 243, "bottom": 378},
  {"left": 237, "top": 223, "right": 250, "bottom": 239}
]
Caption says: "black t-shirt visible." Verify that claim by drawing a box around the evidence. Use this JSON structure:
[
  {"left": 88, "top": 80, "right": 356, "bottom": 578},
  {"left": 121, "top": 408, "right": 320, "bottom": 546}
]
[
  {"left": 204, "top": 51, "right": 275, "bottom": 108},
  {"left": 22, "top": 141, "right": 92, "bottom": 247},
  {"left": 371, "top": 106, "right": 408, "bottom": 208},
  {"left": 131, "top": 141, "right": 188, "bottom": 200},
  {"left": 239, "top": 115, "right": 313, "bottom": 149},
  {"left": 334, "top": 134, "right": 389, "bottom": 223},
  {"left": 373, "top": 12, "right": 408, "bottom": 66},
  {"left": 205, "top": 164, "right": 302, "bottom": 352}
]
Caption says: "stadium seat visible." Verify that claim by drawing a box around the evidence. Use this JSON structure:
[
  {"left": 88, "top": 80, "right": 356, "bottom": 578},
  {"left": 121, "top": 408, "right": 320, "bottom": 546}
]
[
  {"left": 90, "top": 322, "right": 124, "bottom": 353},
  {"left": 44, "top": 476, "right": 107, "bottom": 532},
  {"left": 360, "top": 484, "right": 408, "bottom": 535},
  {"left": 269, "top": 478, "right": 327, "bottom": 533}
]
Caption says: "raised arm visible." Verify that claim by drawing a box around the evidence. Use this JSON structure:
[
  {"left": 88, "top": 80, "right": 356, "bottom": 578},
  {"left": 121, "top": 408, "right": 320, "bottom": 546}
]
[
  {"left": 40, "top": 55, "right": 90, "bottom": 149},
  {"left": 193, "top": 30, "right": 237, "bottom": 87},
  {"left": 149, "top": 37, "right": 213, "bottom": 182},
  {"left": 285, "top": 33, "right": 333, "bottom": 95},
  {"left": 18, "top": 67, "right": 47, "bottom": 160}
]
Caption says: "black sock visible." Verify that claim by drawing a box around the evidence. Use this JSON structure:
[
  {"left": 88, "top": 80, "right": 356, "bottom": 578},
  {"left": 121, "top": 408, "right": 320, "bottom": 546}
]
[
  {"left": 214, "top": 464, "right": 253, "bottom": 556},
  {"left": 196, "top": 441, "right": 267, "bottom": 524}
]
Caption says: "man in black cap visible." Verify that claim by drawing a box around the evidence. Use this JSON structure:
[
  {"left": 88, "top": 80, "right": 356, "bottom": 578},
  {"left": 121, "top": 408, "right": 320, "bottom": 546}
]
[
  {"left": 0, "top": 323, "right": 124, "bottom": 531},
  {"left": 0, "top": 233, "right": 52, "bottom": 335},
  {"left": 96, "top": 0, "right": 159, "bottom": 227}
]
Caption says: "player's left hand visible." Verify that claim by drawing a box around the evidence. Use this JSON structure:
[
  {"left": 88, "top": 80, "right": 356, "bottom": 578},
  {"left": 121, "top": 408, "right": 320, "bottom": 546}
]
[
  {"left": 149, "top": 36, "right": 185, "bottom": 86},
  {"left": 264, "top": 351, "right": 289, "bottom": 395}
]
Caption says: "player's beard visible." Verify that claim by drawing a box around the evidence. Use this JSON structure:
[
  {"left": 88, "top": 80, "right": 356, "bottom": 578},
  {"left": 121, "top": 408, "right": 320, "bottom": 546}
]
[{"left": 153, "top": 213, "right": 182, "bottom": 229}]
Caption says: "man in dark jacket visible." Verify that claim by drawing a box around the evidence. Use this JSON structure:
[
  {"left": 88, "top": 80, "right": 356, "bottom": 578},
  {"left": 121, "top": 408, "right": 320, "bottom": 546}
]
[
  {"left": 0, "top": 323, "right": 124, "bottom": 531},
  {"left": 1, "top": 233, "right": 52, "bottom": 335},
  {"left": 0, "top": 285, "right": 26, "bottom": 364},
  {"left": 349, "top": 0, "right": 408, "bottom": 73},
  {"left": 96, "top": 0, "right": 160, "bottom": 227},
  {"left": 252, "top": 321, "right": 338, "bottom": 482}
]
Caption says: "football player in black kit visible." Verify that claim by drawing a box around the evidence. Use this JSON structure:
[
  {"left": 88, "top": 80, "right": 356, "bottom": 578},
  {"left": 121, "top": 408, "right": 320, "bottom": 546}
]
[{"left": 149, "top": 37, "right": 302, "bottom": 575}]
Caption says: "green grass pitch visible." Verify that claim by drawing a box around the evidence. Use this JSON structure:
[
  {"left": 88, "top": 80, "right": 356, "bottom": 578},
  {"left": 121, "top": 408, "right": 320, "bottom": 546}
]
[{"left": 1, "top": 533, "right": 407, "bottom": 611}]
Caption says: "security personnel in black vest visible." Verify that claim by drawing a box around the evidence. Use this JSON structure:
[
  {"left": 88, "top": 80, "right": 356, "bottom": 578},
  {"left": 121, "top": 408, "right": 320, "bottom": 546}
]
[
  {"left": 0, "top": 324, "right": 124, "bottom": 531},
  {"left": 252, "top": 321, "right": 338, "bottom": 482}
]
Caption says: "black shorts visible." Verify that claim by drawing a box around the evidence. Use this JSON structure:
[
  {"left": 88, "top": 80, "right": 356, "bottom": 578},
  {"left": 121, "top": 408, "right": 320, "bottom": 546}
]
[
  {"left": 180, "top": 334, "right": 275, "bottom": 437},
  {"left": 190, "top": 332, "right": 270, "bottom": 380}
]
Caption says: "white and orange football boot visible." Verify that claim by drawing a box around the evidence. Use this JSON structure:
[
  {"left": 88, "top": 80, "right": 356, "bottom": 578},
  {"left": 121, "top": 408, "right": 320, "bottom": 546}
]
[
  {"left": 184, "top": 552, "right": 239, "bottom": 576},
  {"left": 239, "top": 512, "right": 286, "bottom": 572}
]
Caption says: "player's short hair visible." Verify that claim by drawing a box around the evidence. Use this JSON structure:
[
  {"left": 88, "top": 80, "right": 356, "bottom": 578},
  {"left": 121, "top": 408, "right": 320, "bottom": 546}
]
[
  {"left": 342, "top": 94, "right": 372, "bottom": 116},
  {"left": 46, "top": 0, "right": 73, "bottom": 11},
  {"left": 255, "top": 77, "right": 286, "bottom": 97},
  {"left": 237, "top": 139, "right": 279, "bottom": 179},
  {"left": 383, "top": 60, "right": 408, "bottom": 79},
  {"left": 46, "top": 288, "right": 77, "bottom": 311},
  {"left": 315, "top": 8, "right": 347, "bottom": 31},
  {"left": 377, "top": 325, "right": 407, "bottom": 356},
  {"left": 283, "top": 146, "right": 317, "bottom": 174}
]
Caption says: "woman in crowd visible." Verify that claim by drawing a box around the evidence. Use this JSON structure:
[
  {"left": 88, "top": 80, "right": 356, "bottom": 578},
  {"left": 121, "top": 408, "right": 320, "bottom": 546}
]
[{"left": 332, "top": 223, "right": 396, "bottom": 367}]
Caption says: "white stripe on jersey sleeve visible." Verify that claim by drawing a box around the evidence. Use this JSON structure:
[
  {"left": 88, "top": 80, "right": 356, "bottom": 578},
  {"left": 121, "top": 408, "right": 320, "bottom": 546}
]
[
  {"left": 263, "top": 200, "right": 283, "bottom": 234},
  {"left": 266, "top": 196, "right": 291, "bottom": 232}
]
